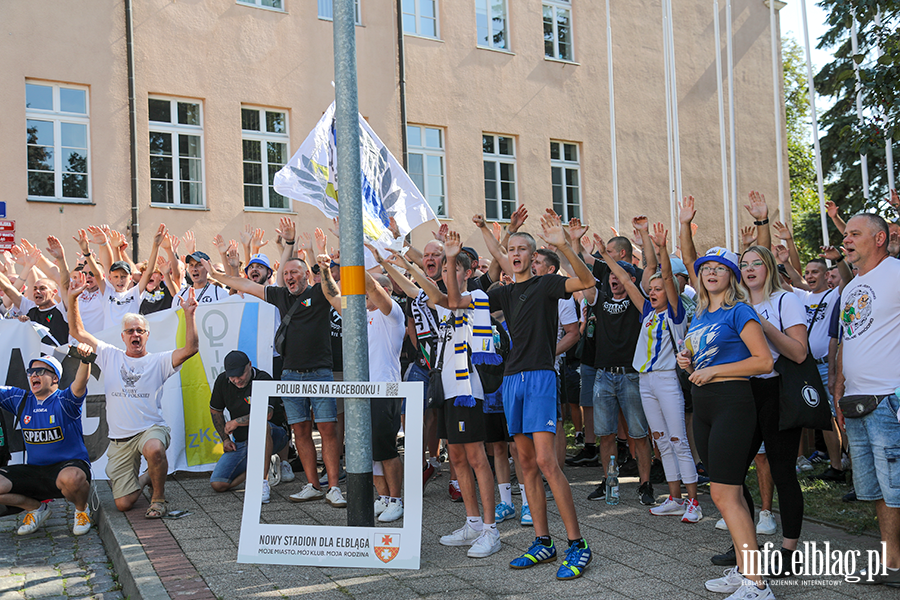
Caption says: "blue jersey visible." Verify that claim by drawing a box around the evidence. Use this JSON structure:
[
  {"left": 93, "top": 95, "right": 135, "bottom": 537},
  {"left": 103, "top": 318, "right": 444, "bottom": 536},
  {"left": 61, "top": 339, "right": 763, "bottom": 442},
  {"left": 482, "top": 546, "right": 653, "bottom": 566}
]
[
  {"left": 684, "top": 302, "right": 760, "bottom": 372},
  {"left": 0, "top": 386, "right": 89, "bottom": 466}
]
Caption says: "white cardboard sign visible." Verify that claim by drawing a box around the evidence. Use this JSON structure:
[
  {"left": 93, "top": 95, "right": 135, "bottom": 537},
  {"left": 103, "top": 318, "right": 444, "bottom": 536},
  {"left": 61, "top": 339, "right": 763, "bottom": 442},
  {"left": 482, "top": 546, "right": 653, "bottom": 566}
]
[{"left": 236, "top": 381, "right": 423, "bottom": 570}]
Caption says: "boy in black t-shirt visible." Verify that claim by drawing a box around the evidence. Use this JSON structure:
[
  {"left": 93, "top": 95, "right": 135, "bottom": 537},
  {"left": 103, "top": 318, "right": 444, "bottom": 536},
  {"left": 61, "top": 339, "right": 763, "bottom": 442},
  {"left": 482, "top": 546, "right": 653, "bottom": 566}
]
[{"left": 446, "top": 211, "right": 596, "bottom": 580}]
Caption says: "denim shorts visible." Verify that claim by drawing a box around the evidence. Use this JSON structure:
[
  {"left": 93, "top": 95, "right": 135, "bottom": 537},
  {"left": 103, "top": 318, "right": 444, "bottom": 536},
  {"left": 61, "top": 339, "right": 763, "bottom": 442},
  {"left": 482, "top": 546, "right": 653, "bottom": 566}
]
[
  {"left": 403, "top": 362, "right": 430, "bottom": 415},
  {"left": 580, "top": 365, "right": 597, "bottom": 408},
  {"left": 816, "top": 362, "right": 836, "bottom": 417},
  {"left": 282, "top": 368, "right": 337, "bottom": 424},
  {"left": 593, "top": 369, "right": 649, "bottom": 439},
  {"left": 210, "top": 423, "right": 288, "bottom": 484},
  {"left": 844, "top": 393, "right": 900, "bottom": 508}
]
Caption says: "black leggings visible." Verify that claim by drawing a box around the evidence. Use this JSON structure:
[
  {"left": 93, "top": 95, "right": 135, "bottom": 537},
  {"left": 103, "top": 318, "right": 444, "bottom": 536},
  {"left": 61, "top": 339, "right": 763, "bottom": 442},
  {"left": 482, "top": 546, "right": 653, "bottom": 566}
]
[
  {"left": 692, "top": 380, "right": 759, "bottom": 486},
  {"left": 746, "top": 376, "right": 804, "bottom": 540}
]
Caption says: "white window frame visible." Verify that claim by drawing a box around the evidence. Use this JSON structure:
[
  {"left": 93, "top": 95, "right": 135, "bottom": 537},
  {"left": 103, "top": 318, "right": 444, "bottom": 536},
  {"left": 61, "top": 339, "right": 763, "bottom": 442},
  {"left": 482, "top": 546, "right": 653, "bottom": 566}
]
[
  {"left": 25, "top": 81, "right": 91, "bottom": 203},
  {"left": 543, "top": 0, "right": 574, "bottom": 62},
  {"left": 407, "top": 124, "right": 447, "bottom": 218},
  {"left": 403, "top": 0, "right": 439, "bottom": 39},
  {"left": 475, "top": 0, "right": 509, "bottom": 51},
  {"left": 241, "top": 106, "right": 291, "bottom": 212},
  {"left": 482, "top": 134, "right": 517, "bottom": 222},
  {"left": 236, "top": 0, "right": 285, "bottom": 12},
  {"left": 148, "top": 96, "right": 206, "bottom": 209},
  {"left": 318, "top": 0, "right": 362, "bottom": 24},
  {"left": 550, "top": 141, "right": 581, "bottom": 222}
]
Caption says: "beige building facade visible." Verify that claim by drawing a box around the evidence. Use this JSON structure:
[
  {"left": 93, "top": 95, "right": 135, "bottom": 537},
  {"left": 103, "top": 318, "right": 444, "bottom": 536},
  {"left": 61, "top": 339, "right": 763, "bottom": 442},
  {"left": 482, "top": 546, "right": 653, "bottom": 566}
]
[{"left": 1, "top": 0, "right": 788, "bottom": 262}]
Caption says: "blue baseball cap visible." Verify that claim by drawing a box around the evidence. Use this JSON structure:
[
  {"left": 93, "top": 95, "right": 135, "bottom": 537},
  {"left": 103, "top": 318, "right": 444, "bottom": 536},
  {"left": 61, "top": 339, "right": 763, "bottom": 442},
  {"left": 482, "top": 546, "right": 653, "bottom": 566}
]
[
  {"left": 245, "top": 254, "right": 272, "bottom": 275},
  {"left": 30, "top": 355, "right": 63, "bottom": 380},
  {"left": 669, "top": 256, "right": 689, "bottom": 279},
  {"left": 694, "top": 247, "right": 741, "bottom": 282},
  {"left": 615, "top": 260, "right": 637, "bottom": 278}
]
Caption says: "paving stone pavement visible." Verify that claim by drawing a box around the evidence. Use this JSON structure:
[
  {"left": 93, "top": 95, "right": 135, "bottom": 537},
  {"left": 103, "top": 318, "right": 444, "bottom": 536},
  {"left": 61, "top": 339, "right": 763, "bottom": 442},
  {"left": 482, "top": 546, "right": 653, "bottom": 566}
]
[{"left": 0, "top": 499, "right": 123, "bottom": 600}]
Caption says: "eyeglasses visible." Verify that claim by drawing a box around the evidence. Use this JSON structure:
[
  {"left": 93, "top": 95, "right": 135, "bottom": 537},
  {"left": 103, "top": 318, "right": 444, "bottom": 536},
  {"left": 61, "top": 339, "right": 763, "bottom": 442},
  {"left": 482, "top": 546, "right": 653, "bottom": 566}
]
[
  {"left": 123, "top": 328, "right": 148, "bottom": 335},
  {"left": 739, "top": 260, "right": 764, "bottom": 270},
  {"left": 699, "top": 265, "right": 730, "bottom": 276},
  {"left": 26, "top": 367, "right": 52, "bottom": 377}
]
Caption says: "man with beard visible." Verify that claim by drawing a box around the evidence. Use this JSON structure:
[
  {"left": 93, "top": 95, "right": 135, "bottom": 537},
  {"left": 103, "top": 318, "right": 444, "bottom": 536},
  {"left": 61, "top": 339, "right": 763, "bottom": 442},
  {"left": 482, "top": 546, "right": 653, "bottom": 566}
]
[{"left": 67, "top": 273, "right": 199, "bottom": 518}]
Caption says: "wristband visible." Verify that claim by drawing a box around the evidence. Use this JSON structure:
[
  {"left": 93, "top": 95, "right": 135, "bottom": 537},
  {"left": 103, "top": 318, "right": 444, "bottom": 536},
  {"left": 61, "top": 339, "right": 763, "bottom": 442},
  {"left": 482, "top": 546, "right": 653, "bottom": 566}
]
[
  {"left": 834, "top": 254, "right": 845, "bottom": 263},
  {"left": 285, "top": 240, "right": 295, "bottom": 245},
  {"left": 753, "top": 219, "right": 769, "bottom": 226}
]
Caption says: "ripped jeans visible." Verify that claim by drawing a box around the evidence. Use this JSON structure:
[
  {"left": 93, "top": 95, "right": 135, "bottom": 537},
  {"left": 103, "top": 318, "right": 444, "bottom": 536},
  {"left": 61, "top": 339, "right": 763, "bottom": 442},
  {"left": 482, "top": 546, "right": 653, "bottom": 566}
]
[{"left": 639, "top": 370, "right": 698, "bottom": 485}]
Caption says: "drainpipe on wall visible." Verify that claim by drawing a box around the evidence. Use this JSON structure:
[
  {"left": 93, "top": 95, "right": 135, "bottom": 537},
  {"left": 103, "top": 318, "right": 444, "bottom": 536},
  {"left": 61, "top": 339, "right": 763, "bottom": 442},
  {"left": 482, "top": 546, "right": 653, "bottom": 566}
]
[
  {"left": 396, "top": 0, "right": 408, "bottom": 170},
  {"left": 125, "top": 0, "right": 140, "bottom": 262}
]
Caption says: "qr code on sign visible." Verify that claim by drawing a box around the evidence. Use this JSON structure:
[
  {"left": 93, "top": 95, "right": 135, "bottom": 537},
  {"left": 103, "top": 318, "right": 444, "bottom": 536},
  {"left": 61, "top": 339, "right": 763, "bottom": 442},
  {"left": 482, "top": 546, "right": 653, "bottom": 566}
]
[{"left": 386, "top": 383, "right": 399, "bottom": 397}]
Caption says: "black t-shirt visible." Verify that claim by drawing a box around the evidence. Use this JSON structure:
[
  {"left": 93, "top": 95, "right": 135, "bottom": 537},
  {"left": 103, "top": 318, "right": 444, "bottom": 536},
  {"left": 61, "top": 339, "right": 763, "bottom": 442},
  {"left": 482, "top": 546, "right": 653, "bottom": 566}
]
[
  {"left": 590, "top": 259, "right": 644, "bottom": 298},
  {"left": 209, "top": 368, "right": 277, "bottom": 443},
  {"left": 329, "top": 307, "right": 343, "bottom": 372},
  {"left": 593, "top": 288, "right": 642, "bottom": 369},
  {"left": 140, "top": 286, "right": 173, "bottom": 315},
  {"left": 265, "top": 284, "right": 333, "bottom": 371},
  {"left": 27, "top": 305, "right": 68, "bottom": 346},
  {"left": 487, "top": 274, "right": 571, "bottom": 375},
  {"left": 580, "top": 301, "right": 597, "bottom": 366}
]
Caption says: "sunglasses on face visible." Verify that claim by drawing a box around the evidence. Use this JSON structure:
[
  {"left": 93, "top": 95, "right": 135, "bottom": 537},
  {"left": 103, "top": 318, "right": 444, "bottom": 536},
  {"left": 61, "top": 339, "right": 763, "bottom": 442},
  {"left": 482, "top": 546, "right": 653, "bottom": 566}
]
[
  {"left": 27, "top": 367, "right": 52, "bottom": 377},
  {"left": 123, "top": 328, "right": 148, "bottom": 335}
]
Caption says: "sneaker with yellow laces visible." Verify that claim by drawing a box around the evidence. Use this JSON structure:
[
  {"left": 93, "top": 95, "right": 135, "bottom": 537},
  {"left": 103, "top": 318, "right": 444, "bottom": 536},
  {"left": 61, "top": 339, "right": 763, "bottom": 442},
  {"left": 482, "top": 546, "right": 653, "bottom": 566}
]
[
  {"left": 73, "top": 508, "right": 92, "bottom": 536},
  {"left": 17, "top": 504, "right": 51, "bottom": 536}
]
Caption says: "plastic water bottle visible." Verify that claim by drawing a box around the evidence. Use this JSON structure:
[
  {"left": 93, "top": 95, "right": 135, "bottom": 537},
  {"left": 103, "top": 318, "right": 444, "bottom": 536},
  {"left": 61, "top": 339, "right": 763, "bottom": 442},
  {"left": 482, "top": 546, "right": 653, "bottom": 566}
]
[
  {"left": 491, "top": 325, "right": 501, "bottom": 348},
  {"left": 606, "top": 455, "right": 620, "bottom": 505}
]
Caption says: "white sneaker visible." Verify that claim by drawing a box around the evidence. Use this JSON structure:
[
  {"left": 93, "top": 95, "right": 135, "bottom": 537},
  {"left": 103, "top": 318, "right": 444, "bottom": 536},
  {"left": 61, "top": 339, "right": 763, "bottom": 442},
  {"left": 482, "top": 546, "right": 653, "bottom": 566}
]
[
  {"left": 280, "top": 460, "right": 295, "bottom": 483},
  {"left": 795, "top": 455, "right": 813, "bottom": 472},
  {"left": 261, "top": 480, "right": 271, "bottom": 504},
  {"left": 705, "top": 566, "right": 743, "bottom": 593},
  {"left": 715, "top": 517, "right": 729, "bottom": 531},
  {"left": 268, "top": 455, "right": 281, "bottom": 487},
  {"left": 325, "top": 486, "right": 347, "bottom": 508},
  {"left": 649, "top": 496, "right": 685, "bottom": 516},
  {"left": 440, "top": 522, "right": 481, "bottom": 546},
  {"left": 374, "top": 498, "right": 389, "bottom": 517},
  {"left": 72, "top": 508, "right": 91, "bottom": 536},
  {"left": 756, "top": 510, "right": 776, "bottom": 535},
  {"left": 18, "top": 504, "right": 50, "bottom": 535},
  {"left": 467, "top": 529, "right": 501, "bottom": 558},
  {"left": 723, "top": 582, "right": 775, "bottom": 600},
  {"left": 681, "top": 498, "right": 703, "bottom": 523},
  {"left": 289, "top": 483, "right": 325, "bottom": 503},
  {"left": 378, "top": 501, "right": 404, "bottom": 523}
]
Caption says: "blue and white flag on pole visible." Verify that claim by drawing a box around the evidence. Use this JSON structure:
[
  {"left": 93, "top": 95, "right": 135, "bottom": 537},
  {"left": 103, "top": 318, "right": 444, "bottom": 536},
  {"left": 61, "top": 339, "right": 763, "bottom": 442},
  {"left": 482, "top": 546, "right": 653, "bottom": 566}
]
[{"left": 273, "top": 102, "right": 437, "bottom": 266}]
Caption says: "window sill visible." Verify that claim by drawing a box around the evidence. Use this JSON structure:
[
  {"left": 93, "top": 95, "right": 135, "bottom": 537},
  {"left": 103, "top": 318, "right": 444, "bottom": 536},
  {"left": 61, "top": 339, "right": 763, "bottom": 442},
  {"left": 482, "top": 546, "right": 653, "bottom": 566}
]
[
  {"left": 404, "top": 33, "right": 443, "bottom": 43},
  {"left": 244, "top": 206, "right": 297, "bottom": 215},
  {"left": 235, "top": 2, "right": 286, "bottom": 13},
  {"left": 27, "top": 197, "right": 95, "bottom": 206},
  {"left": 318, "top": 17, "right": 364, "bottom": 26},
  {"left": 544, "top": 57, "right": 580, "bottom": 66},
  {"left": 477, "top": 46, "right": 515, "bottom": 56},
  {"left": 150, "top": 203, "right": 209, "bottom": 211}
]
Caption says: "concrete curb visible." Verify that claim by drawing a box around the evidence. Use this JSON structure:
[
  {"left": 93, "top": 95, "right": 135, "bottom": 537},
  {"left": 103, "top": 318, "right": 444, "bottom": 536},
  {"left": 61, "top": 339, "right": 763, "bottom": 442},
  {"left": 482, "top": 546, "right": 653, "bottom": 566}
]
[{"left": 96, "top": 481, "right": 170, "bottom": 600}]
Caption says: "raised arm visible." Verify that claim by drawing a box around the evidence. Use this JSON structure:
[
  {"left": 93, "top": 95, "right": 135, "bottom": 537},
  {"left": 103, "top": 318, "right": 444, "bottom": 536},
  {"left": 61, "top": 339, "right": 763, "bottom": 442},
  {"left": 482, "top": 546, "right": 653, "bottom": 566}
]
[
  {"left": 44, "top": 236, "right": 70, "bottom": 308},
  {"left": 824, "top": 201, "right": 846, "bottom": 235},
  {"left": 499, "top": 205, "right": 528, "bottom": 251},
  {"left": 594, "top": 235, "right": 645, "bottom": 308},
  {"left": 238, "top": 224, "right": 253, "bottom": 266},
  {"left": 73, "top": 229, "right": 106, "bottom": 294},
  {"left": 201, "top": 259, "right": 266, "bottom": 299},
  {"left": 634, "top": 216, "right": 656, "bottom": 283},
  {"left": 317, "top": 252, "right": 342, "bottom": 313},
  {"left": 364, "top": 271, "right": 394, "bottom": 316},
  {"left": 386, "top": 248, "right": 446, "bottom": 308},
  {"left": 87, "top": 226, "right": 114, "bottom": 274},
  {"left": 678, "top": 196, "right": 699, "bottom": 288},
  {"left": 772, "top": 221, "right": 802, "bottom": 274},
  {"left": 650, "top": 223, "right": 680, "bottom": 311},
  {"left": 161, "top": 233, "right": 184, "bottom": 290},
  {"left": 172, "top": 287, "right": 199, "bottom": 368},
  {"left": 66, "top": 273, "right": 101, "bottom": 348},
  {"left": 137, "top": 224, "right": 166, "bottom": 294},
  {"left": 0, "top": 272, "right": 23, "bottom": 309},
  {"left": 540, "top": 212, "right": 594, "bottom": 293},
  {"left": 442, "top": 231, "right": 467, "bottom": 310},
  {"left": 473, "top": 214, "right": 512, "bottom": 277},
  {"left": 745, "top": 191, "right": 772, "bottom": 250},
  {"left": 819, "top": 246, "right": 853, "bottom": 291},
  {"left": 69, "top": 342, "right": 95, "bottom": 398},
  {"left": 771, "top": 244, "right": 810, "bottom": 291}
]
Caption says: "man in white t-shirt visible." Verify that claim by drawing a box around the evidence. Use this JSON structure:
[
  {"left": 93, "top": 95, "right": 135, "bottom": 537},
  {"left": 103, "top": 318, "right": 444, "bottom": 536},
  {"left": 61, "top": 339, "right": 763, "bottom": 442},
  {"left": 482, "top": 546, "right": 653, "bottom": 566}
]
[
  {"left": 791, "top": 258, "right": 845, "bottom": 481},
  {"left": 67, "top": 273, "right": 199, "bottom": 518},
  {"left": 835, "top": 213, "right": 900, "bottom": 585},
  {"left": 364, "top": 272, "right": 406, "bottom": 522},
  {"left": 177, "top": 251, "right": 229, "bottom": 306}
]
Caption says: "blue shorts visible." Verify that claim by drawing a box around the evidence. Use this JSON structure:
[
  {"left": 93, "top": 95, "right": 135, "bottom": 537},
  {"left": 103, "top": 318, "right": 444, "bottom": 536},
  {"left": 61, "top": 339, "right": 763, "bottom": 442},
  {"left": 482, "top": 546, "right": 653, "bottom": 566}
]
[
  {"left": 579, "top": 365, "right": 596, "bottom": 408},
  {"left": 844, "top": 394, "right": 900, "bottom": 508},
  {"left": 282, "top": 368, "right": 337, "bottom": 424},
  {"left": 593, "top": 370, "right": 649, "bottom": 439},
  {"left": 816, "top": 362, "right": 836, "bottom": 417},
  {"left": 210, "top": 423, "right": 288, "bottom": 484},
  {"left": 403, "top": 362, "right": 430, "bottom": 415},
  {"left": 502, "top": 370, "right": 558, "bottom": 436}
]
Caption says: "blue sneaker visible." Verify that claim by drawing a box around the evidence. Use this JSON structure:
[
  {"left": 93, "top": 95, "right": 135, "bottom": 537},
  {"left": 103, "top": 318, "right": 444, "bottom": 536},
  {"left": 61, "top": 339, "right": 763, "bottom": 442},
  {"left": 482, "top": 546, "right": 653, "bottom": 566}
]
[
  {"left": 495, "top": 501, "right": 516, "bottom": 523},
  {"left": 509, "top": 538, "right": 556, "bottom": 569},
  {"left": 519, "top": 505, "right": 533, "bottom": 527},
  {"left": 557, "top": 539, "right": 592, "bottom": 580}
]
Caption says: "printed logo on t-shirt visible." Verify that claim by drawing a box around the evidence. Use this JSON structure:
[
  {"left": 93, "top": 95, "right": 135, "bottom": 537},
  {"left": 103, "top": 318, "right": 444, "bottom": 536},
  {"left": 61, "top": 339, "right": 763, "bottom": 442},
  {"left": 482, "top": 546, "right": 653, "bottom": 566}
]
[
  {"left": 841, "top": 285, "right": 875, "bottom": 340},
  {"left": 110, "top": 295, "right": 136, "bottom": 306},
  {"left": 685, "top": 324, "right": 722, "bottom": 370},
  {"left": 22, "top": 427, "right": 63, "bottom": 444},
  {"left": 22, "top": 415, "right": 31, "bottom": 425},
  {"left": 603, "top": 299, "right": 631, "bottom": 315},
  {"left": 120, "top": 364, "right": 143, "bottom": 388}
]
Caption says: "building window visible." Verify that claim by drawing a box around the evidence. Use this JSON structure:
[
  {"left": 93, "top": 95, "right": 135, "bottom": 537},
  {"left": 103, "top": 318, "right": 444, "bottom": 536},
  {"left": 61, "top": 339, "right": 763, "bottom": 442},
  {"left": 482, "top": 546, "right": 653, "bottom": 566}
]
[
  {"left": 483, "top": 134, "right": 516, "bottom": 221},
  {"left": 318, "top": 0, "right": 361, "bottom": 24},
  {"left": 476, "top": 0, "right": 508, "bottom": 50},
  {"left": 543, "top": 0, "right": 573, "bottom": 61},
  {"left": 242, "top": 107, "right": 289, "bottom": 211},
  {"left": 149, "top": 97, "right": 204, "bottom": 207},
  {"left": 407, "top": 125, "right": 446, "bottom": 217},
  {"left": 237, "top": 0, "right": 284, "bottom": 10},
  {"left": 403, "top": 0, "right": 439, "bottom": 38},
  {"left": 25, "top": 81, "right": 90, "bottom": 201},
  {"left": 550, "top": 141, "right": 580, "bottom": 221}
]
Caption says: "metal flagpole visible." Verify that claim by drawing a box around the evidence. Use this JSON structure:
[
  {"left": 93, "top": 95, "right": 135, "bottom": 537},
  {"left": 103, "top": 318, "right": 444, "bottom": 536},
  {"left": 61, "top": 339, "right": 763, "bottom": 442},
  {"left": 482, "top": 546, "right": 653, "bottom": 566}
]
[
  {"left": 726, "top": 0, "right": 739, "bottom": 248},
  {"left": 333, "top": 0, "right": 374, "bottom": 527},
  {"left": 663, "top": 0, "right": 676, "bottom": 241},
  {"left": 874, "top": 9, "right": 895, "bottom": 192},
  {"left": 770, "top": 0, "right": 787, "bottom": 220},
  {"left": 665, "top": 0, "right": 683, "bottom": 245},
  {"left": 800, "top": 0, "right": 829, "bottom": 247},
  {"left": 606, "top": 0, "right": 620, "bottom": 231},
  {"left": 850, "top": 13, "right": 871, "bottom": 202},
  {"left": 714, "top": 0, "right": 732, "bottom": 250}
]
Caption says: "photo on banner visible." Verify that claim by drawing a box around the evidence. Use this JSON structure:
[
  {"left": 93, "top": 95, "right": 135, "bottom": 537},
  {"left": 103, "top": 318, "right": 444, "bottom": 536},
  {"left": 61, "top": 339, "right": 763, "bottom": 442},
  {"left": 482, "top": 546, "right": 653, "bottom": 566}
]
[{"left": 237, "top": 381, "right": 423, "bottom": 570}]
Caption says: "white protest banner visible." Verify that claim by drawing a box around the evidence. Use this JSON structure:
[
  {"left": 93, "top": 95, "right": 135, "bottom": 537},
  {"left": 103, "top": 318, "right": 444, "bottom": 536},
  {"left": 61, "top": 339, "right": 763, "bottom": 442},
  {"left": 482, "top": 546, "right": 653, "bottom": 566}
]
[
  {"left": 237, "top": 381, "right": 422, "bottom": 570},
  {"left": 273, "top": 101, "right": 438, "bottom": 267}
]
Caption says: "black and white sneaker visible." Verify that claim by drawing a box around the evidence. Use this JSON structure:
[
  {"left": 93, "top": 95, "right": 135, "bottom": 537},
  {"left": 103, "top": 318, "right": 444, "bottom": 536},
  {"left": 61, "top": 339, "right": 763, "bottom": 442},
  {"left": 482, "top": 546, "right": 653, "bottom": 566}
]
[
  {"left": 565, "top": 445, "right": 598, "bottom": 467},
  {"left": 587, "top": 479, "right": 606, "bottom": 501},
  {"left": 574, "top": 431, "right": 584, "bottom": 447},
  {"left": 638, "top": 482, "right": 655, "bottom": 506},
  {"left": 712, "top": 544, "right": 738, "bottom": 566}
]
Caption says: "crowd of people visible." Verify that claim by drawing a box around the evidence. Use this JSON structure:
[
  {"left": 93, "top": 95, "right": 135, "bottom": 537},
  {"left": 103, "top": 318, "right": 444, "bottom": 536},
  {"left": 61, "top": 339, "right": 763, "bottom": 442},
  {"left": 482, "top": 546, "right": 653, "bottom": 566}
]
[{"left": 0, "top": 190, "right": 898, "bottom": 596}]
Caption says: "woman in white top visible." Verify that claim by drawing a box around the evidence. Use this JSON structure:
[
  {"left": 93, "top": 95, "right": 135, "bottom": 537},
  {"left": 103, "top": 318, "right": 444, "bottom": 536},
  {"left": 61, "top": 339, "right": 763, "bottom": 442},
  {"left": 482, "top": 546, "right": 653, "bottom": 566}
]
[
  {"left": 599, "top": 223, "right": 701, "bottom": 522},
  {"left": 739, "top": 245, "right": 809, "bottom": 571}
]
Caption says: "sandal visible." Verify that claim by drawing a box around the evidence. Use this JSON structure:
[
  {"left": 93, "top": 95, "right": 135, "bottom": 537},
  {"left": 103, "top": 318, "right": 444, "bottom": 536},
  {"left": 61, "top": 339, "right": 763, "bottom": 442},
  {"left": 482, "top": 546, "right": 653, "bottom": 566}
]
[{"left": 145, "top": 500, "right": 168, "bottom": 519}]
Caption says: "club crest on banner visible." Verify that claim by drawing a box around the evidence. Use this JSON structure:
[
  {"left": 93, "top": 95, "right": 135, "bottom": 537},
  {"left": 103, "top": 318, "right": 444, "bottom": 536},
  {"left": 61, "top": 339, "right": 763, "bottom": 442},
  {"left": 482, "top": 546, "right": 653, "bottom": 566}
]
[{"left": 374, "top": 533, "right": 400, "bottom": 564}]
